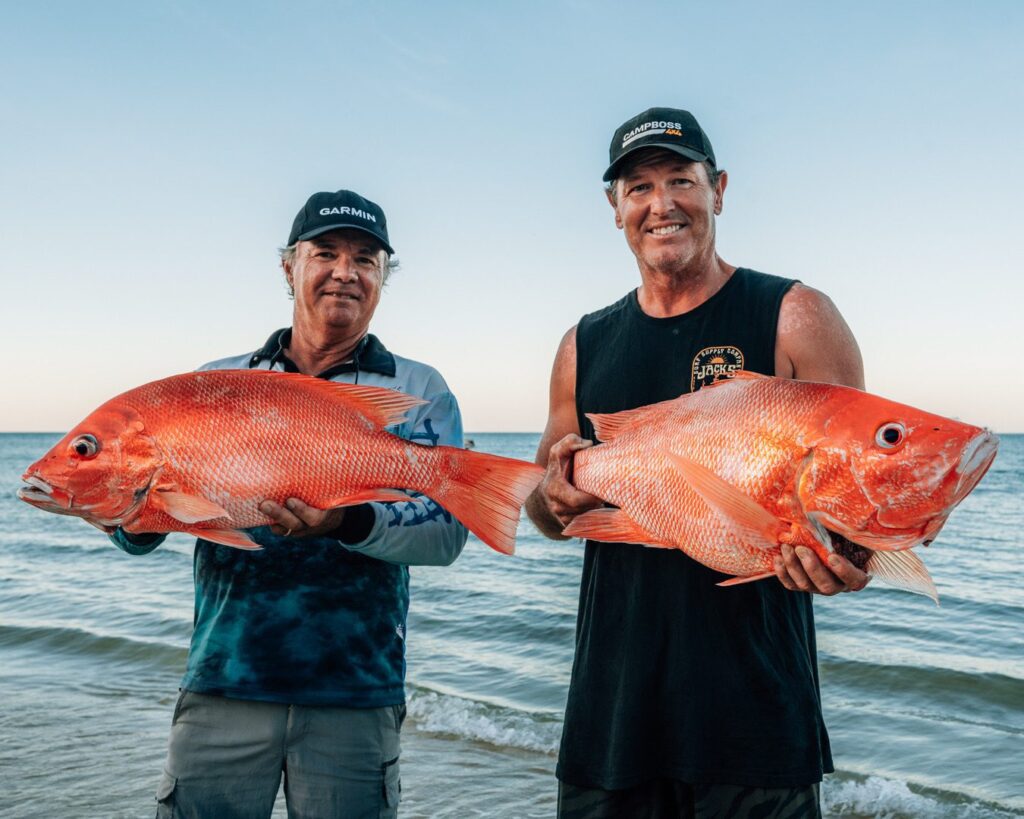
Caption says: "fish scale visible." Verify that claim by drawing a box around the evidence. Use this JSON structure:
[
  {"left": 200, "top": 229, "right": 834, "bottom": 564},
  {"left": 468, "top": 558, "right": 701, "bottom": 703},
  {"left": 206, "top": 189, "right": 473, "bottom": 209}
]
[{"left": 565, "top": 372, "right": 998, "bottom": 602}]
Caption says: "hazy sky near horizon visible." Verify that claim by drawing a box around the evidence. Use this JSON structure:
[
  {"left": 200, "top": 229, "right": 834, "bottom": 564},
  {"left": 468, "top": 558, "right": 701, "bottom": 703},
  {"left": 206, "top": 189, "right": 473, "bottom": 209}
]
[{"left": 2, "top": 1, "right": 1022, "bottom": 433}]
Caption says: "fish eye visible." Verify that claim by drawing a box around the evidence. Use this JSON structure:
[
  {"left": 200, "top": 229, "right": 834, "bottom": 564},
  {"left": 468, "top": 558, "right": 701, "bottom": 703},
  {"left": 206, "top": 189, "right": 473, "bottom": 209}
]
[
  {"left": 875, "top": 422, "right": 906, "bottom": 449},
  {"left": 70, "top": 434, "right": 100, "bottom": 459}
]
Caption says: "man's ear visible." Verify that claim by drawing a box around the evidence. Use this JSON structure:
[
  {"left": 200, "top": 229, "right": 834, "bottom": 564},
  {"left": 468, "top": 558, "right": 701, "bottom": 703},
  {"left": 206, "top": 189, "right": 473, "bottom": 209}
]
[
  {"left": 713, "top": 170, "right": 728, "bottom": 215},
  {"left": 605, "top": 186, "right": 623, "bottom": 230},
  {"left": 282, "top": 259, "right": 294, "bottom": 291}
]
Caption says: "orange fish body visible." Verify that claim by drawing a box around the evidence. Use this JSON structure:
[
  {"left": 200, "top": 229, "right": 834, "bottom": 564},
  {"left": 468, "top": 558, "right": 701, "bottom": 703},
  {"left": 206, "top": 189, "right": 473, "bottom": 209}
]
[
  {"left": 565, "top": 372, "right": 998, "bottom": 601},
  {"left": 19, "top": 370, "right": 542, "bottom": 554}
]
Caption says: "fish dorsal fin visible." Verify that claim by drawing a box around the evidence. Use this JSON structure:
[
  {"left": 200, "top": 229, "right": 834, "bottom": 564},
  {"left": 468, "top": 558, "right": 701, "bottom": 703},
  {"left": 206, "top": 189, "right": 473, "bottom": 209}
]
[
  {"left": 663, "top": 450, "right": 788, "bottom": 549},
  {"left": 702, "top": 370, "right": 767, "bottom": 390},
  {"left": 292, "top": 377, "right": 427, "bottom": 429},
  {"left": 586, "top": 404, "right": 664, "bottom": 442},
  {"left": 866, "top": 549, "right": 939, "bottom": 605},
  {"left": 151, "top": 486, "right": 231, "bottom": 524}
]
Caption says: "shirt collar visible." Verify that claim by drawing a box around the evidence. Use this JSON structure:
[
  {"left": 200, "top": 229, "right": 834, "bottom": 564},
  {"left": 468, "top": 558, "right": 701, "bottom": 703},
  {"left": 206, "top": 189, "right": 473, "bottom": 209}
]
[{"left": 248, "top": 328, "right": 396, "bottom": 378}]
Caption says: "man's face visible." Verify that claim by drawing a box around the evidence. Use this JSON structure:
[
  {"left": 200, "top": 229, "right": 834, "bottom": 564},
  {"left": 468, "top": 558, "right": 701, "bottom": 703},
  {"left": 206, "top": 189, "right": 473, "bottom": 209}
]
[
  {"left": 284, "top": 229, "right": 386, "bottom": 335},
  {"left": 609, "top": 150, "right": 727, "bottom": 277}
]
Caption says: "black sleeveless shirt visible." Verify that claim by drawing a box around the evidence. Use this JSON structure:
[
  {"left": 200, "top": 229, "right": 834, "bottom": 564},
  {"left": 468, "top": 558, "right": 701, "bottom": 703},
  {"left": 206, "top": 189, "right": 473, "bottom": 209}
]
[{"left": 556, "top": 269, "right": 834, "bottom": 789}]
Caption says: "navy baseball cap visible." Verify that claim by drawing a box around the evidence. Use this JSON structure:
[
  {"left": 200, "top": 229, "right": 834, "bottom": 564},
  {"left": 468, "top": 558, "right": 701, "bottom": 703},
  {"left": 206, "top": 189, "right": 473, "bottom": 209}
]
[
  {"left": 287, "top": 190, "right": 394, "bottom": 254},
  {"left": 603, "top": 107, "right": 716, "bottom": 182}
]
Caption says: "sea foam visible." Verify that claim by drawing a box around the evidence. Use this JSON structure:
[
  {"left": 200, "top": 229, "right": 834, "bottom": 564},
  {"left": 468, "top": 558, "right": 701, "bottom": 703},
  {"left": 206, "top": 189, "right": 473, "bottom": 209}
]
[
  {"left": 823, "top": 774, "right": 1019, "bottom": 818},
  {"left": 406, "top": 687, "right": 561, "bottom": 754}
]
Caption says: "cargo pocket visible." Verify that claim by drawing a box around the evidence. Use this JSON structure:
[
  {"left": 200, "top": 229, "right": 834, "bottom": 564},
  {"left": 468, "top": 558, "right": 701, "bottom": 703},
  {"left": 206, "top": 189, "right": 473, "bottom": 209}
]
[
  {"left": 170, "top": 688, "right": 189, "bottom": 724},
  {"left": 391, "top": 703, "right": 407, "bottom": 731},
  {"left": 155, "top": 771, "right": 177, "bottom": 818},
  {"left": 381, "top": 755, "right": 401, "bottom": 814}
]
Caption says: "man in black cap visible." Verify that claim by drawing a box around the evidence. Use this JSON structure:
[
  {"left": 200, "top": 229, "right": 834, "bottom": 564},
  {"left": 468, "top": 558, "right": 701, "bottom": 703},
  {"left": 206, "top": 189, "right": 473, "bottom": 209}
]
[
  {"left": 112, "top": 190, "right": 467, "bottom": 818},
  {"left": 527, "top": 109, "right": 869, "bottom": 817}
]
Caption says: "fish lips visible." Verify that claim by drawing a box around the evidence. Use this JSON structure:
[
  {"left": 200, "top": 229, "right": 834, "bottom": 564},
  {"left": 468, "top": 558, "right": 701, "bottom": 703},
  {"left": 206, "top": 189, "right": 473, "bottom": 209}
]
[
  {"left": 17, "top": 474, "right": 73, "bottom": 512},
  {"left": 953, "top": 430, "right": 998, "bottom": 500}
]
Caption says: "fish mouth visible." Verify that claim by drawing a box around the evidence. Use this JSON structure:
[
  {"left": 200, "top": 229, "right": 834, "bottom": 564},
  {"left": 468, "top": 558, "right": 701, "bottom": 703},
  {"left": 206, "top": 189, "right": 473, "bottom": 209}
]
[
  {"left": 953, "top": 430, "right": 998, "bottom": 499},
  {"left": 17, "top": 474, "right": 73, "bottom": 512}
]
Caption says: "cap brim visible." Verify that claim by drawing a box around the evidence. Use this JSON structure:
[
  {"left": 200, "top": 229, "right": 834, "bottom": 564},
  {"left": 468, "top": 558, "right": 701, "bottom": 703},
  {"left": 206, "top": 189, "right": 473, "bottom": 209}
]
[
  {"left": 602, "top": 143, "right": 711, "bottom": 182},
  {"left": 295, "top": 223, "right": 395, "bottom": 255}
]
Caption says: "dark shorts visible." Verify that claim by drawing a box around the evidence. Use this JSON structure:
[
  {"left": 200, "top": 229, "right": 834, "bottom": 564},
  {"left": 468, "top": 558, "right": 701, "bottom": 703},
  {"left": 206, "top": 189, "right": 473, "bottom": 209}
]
[{"left": 557, "top": 778, "right": 821, "bottom": 819}]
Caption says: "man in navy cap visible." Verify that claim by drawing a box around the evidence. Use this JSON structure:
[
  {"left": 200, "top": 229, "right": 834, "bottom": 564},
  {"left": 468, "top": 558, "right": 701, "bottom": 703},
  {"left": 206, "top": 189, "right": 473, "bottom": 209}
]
[
  {"left": 113, "top": 190, "right": 467, "bottom": 818},
  {"left": 527, "top": 109, "right": 869, "bottom": 817}
]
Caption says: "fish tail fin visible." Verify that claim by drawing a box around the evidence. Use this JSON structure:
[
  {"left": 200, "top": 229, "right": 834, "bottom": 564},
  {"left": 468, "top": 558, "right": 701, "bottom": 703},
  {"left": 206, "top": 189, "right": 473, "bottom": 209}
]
[{"left": 434, "top": 449, "right": 544, "bottom": 555}]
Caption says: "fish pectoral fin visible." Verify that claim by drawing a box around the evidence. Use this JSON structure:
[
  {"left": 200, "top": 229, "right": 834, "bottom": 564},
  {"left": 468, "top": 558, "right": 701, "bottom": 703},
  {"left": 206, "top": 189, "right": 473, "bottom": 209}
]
[
  {"left": 151, "top": 488, "right": 231, "bottom": 524},
  {"left": 187, "top": 527, "right": 262, "bottom": 550},
  {"left": 663, "top": 451, "right": 785, "bottom": 550},
  {"left": 717, "top": 571, "right": 776, "bottom": 587},
  {"left": 562, "top": 508, "right": 672, "bottom": 547},
  {"left": 865, "top": 549, "right": 939, "bottom": 605},
  {"left": 324, "top": 489, "right": 424, "bottom": 507}
]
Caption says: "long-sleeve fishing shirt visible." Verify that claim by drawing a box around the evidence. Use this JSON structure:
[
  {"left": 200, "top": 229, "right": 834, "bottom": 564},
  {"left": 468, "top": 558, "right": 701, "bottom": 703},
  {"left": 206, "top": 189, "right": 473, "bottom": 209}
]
[{"left": 110, "top": 329, "right": 468, "bottom": 706}]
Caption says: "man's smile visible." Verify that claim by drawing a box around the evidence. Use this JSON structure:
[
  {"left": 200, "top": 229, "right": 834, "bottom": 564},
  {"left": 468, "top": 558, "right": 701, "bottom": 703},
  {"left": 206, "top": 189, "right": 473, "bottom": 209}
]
[
  {"left": 322, "top": 291, "right": 362, "bottom": 300},
  {"left": 648, "top": 223, "right": 686, "bottom": 236}
]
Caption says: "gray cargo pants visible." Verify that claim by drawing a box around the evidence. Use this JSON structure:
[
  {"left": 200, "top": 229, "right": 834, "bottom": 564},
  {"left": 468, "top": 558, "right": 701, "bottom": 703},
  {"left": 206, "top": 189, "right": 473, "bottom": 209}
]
[{"left": 155, "top": 690, "right": 403, "bottom": 819}]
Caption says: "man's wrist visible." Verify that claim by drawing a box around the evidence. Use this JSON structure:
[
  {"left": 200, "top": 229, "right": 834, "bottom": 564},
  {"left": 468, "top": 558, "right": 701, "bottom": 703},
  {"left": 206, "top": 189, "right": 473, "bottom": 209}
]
[
  {"left": 117, "top": 528, "right": 163, "bottom": 546},
  {"left": 332, "top": 504, "right": 376, "bottom": 545}
]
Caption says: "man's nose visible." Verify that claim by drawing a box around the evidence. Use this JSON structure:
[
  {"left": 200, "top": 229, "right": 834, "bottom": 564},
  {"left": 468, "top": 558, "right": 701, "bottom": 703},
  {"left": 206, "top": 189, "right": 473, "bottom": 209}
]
[
  {"left": 331, "top": 257, "right": 359, "bottom": 281},
  {"left": 649, "top": 185, "right": 675, "bottom": 215}
]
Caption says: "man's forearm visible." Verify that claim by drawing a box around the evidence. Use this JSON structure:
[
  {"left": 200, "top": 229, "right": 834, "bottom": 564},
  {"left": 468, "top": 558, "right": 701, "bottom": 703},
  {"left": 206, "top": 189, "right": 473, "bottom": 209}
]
[{"left": 339, "top": 497, "right": 469, "bottom": 566}]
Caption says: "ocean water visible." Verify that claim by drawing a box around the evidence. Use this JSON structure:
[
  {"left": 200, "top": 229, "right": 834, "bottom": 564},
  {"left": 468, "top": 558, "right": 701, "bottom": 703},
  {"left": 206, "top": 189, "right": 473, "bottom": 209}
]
[{"left": 1, "top": 431, "right": 1021, "bottom": 819}]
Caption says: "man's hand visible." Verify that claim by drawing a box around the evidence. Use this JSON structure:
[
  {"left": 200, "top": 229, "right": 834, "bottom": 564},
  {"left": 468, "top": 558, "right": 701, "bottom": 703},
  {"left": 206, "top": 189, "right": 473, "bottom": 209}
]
[
  {"left": 528, "top": 433, "right": 605, "bottom": 538},
  {"left": 260, "top": 498, "right": 346, "bottom": 539},
  {"left": 773, "top": 545, "right": 871, "bottom": 596}
]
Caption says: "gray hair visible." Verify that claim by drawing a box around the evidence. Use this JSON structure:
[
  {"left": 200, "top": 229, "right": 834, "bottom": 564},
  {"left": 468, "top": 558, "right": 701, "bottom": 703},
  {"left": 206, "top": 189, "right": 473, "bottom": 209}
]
[
  {"left": 605, "top": 158, "right": 720, "bottom": 204},
  {"left": 278, "top": 243, "right": 399, "bottom": 298}
]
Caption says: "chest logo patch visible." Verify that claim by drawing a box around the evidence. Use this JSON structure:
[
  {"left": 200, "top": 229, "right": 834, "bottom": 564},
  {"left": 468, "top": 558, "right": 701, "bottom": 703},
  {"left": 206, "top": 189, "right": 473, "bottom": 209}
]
[{"left": 691, "top": 346, "right": 744, "bottom": 391}]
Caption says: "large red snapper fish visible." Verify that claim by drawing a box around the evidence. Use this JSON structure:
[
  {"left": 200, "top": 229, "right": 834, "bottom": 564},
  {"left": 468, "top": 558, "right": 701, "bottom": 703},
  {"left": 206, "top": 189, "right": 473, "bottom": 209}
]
[
  {"left": 17, "top": 370, "right": 543, "bottom": 555},
  {"left": 563, "top": 372, "right": 998, "bottom": 602}
]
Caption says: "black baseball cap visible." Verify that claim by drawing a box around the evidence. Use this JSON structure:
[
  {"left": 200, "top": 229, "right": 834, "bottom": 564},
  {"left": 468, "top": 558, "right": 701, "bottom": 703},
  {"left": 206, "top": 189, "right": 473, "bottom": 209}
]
[
  {"left": 603, "top": 107, "right": 716, "bottom": 182},
  {"left": 287, "top": 190, "right": 394, "bottom": 254}
]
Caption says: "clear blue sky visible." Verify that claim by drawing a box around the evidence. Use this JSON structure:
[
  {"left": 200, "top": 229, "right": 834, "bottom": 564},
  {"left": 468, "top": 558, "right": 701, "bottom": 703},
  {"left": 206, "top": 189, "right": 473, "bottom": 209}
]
[{"left": 2, "top": 1, "right": 1022, "bottom": 432}]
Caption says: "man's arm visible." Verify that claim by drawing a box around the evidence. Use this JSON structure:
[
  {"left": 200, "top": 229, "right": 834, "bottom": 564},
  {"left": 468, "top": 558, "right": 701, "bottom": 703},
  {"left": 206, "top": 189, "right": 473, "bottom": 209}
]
[
  {"left": 263, "top": 386, "right": 469, "bottom": 566},
  {"left": 773, "top": 283, "right": 870, "bottom": 595},
  {"left": 525, "top": 326, "right": 604, "bottom": 540}
]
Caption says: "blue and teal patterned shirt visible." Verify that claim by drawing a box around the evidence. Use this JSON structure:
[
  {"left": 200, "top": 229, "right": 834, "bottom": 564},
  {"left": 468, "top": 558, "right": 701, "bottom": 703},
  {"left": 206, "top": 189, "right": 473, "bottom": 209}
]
[{"left": 110, "top": 330, "right": 468, "bottom": 706}]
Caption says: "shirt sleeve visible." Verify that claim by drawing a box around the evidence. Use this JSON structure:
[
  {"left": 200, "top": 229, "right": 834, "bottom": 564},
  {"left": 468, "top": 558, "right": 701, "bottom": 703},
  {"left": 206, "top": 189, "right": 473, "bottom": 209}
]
[
  {"left": 340, "top": 388, "right": 470, "bottom": 566},
  {"left": 109, "top": 528, "right": 166, "bottom": 556}
]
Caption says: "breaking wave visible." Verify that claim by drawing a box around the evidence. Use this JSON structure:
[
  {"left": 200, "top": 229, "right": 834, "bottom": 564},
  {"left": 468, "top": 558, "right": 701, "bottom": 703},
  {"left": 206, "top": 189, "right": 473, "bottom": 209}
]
[
  {"left": 822, "top": 774, "right": 1021, "bottom": 819},
  {"left": 406, "top": 686, "right": 561, "bottom": 754}
]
